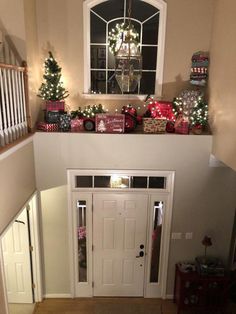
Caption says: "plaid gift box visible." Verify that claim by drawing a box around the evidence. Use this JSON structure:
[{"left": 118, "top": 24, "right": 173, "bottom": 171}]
[
  {"left": 59, "top": 114, "right": 71, "bottom": 132},
  {"left": 70, "top": 118, "right": 84, "bottom": 132},
  {"left": 143, "top": 118, "right": 167, "bottom": 133},
  {"left": 174, "top": 116, "right": 189, "bottom": 134},
  {"left": 46, "top": 100, "right": 65, "bottom": 112},
  {"left": 37, "top": 122, "right": 58, "bottom": 132}
]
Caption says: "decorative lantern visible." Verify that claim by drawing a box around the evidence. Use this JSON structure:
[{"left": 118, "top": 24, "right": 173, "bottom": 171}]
[
  {"left": 115, "top": 1, "right": 142, "bottom": 93},
  {"left": 115, "top": 31, "right": 142, "bottom": 93}
]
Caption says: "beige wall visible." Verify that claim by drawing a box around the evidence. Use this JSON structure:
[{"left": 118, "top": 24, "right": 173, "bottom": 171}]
[
  {"left": 40, "top": 186, "right": 70, "bottom": 295},
  {"left": 0, "top": 141, "right": 36, "bottom": 234},
  {"left": 34, "top": 133, "right": 236, "bottom": 295},
  {"left": 0, "top": 140, "right": 36, "bottom": 314},
  {"left": 34, "top": 0, "right": 214, "bottom": 116},
  {"left": 0, "top": 0, "right": 26, "bottom": 60},
  {"left": 208, "top": 0, "right": 236, "bottom": 170},
  {"left": 23, "top": 0, "right": 41, "bottom": 128}
]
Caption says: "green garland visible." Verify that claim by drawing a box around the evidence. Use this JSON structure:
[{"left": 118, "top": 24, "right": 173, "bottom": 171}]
[
  {"left": 70, "top": 104, "right": 106, "bottom": 119},
  {"left": 108, "top": 22, "right": 139, "bottom": 55}
]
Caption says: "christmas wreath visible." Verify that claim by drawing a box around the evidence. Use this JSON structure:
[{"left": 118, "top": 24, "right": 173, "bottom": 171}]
[{"left": 108, "top": 22, "right": 140, "bottom": 55}]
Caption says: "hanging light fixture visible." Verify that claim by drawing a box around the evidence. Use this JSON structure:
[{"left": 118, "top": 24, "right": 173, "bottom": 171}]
[{"left": 115, "top": 0, "right": 142, "bottom": 93}]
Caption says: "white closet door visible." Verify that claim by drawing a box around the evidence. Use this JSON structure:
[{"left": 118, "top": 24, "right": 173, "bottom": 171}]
[{"left": 2, "top": 208, "right": 33, "bottom": 303}]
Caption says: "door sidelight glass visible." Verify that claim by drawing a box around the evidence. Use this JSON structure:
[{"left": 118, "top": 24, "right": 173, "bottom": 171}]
[
  {"left": 77, "top": 200, "right": 87, "bottom": 282},
  {"left": 150, "top": 201, "right": 164, "bottom": 282}
]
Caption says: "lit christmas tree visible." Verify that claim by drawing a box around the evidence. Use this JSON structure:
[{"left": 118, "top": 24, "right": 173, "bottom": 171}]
[
  {"left": 38, "top": 51, "right": 69, "bottom": 101},
  {"left": 172, "top": 92, "right": 208, "bottom": 128}
]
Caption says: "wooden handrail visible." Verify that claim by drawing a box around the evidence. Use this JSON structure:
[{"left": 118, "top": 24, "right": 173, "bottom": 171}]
[{"left": 0, "top": 62, "right": 25, "bottom": 72}]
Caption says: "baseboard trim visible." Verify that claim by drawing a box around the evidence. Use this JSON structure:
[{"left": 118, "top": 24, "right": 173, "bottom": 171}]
[
  {"left": 44, "top": 294, "right": 72, "bottom": 299},
  {"left": 165, "top": 294, "right": 174, "bottom": 299}
]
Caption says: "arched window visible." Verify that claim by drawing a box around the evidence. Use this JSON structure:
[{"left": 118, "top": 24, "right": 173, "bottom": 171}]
[{"left": 83, "top": 0, "right": 167, "bottom": 98}]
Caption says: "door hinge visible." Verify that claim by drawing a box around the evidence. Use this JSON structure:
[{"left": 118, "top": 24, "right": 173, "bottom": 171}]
[
  {"left": 32, "top": 283, "right": 36, "bottom": 289},
  {"left": 92, "top": 281, "right": 94, "bottom": 288},
  {"left": 29, "top": 245, "right": 33, "bottom": 252},
  {"left": 92, "top": 244, "right": 94, "bottom": 251}
]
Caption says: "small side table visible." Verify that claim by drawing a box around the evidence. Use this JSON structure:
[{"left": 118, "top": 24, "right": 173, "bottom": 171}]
[{"left": 174, "top": 263, "right": 229, "bottom": 314}]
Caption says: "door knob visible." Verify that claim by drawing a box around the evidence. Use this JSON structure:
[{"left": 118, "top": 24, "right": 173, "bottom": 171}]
[{"left": 136, "top": 251, "right": 144, "bottom": 258}]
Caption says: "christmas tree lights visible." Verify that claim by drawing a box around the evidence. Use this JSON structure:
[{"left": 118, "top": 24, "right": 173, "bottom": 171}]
[
  {"left": 72, "top": 104, "right": 106, "bottom": 119},
  {"left": 38, "top": 51, "right": 69, "bottom": 101},
  {"left": 172, "top": 93, "right": 208, "bottom": 127}
]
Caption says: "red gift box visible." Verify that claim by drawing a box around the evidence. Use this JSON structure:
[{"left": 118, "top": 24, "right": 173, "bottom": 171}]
[
  {"left": 174, "top": 116, "right": 189, "bottom": 134},
  {"left": 96, "top": 114, "right": 125, "bottom": 133},
  {"left": 46, "top": 100, "right": 65, "bottom": 112},
  {"left": 37, "top": 122, "right": 58, "bottom": 132},
  {"left": 147, "top": 100, "right": 176, "bottom": 121},
  {"left": 70, "top": 119, "right": 84, "bottom": 132}
]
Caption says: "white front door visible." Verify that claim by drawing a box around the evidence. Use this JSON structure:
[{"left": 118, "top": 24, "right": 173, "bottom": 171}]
[
  {"left": 93, "top": 193, "right": 148, "bottom": 296},
  {"left": 1, "top": 208, "right": 33, "bottom": 303}
]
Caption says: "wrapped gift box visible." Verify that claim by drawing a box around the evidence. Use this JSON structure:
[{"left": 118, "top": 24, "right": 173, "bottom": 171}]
[
  {"left": 46, "top": 100, "right": 65, "bottom": 112},
  {"left": 95, "top": 114, "right": 125, "bottom": 133},
  {"left": 174, "top": 116, "right": 189, "bottom": 134},
  {"left": 37, "top": 122, "right": 58, "bottom": 132},
  {"left": 143, "top": 118, "right": 167, "bottom": 133},
  {"left": 59, "top": 114, "right": 71, "bottom": 132},
  {"left": 71, "top": 118, "right": 84, "bottom": 132},
  {"left": 45, "top": 110, "right": 65, "bottom": 124},
  {"left": 147, "top": 101, "right": 175, "bottom": 121}
]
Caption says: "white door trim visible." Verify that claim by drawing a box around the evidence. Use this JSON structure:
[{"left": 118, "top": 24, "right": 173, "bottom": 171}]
[
  {"left": 67, "top": 169, "right": 175, "bottom": 299},
  {"left": 0, "top": 191, "right": 43, "bottom": 311}
]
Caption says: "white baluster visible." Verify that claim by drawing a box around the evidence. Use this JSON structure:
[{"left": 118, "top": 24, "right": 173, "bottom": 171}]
[
  {"left": 0, "top": 69, "right": 6, "bottom": 146},
  {"left": 7, "top": 69, "right": 17, "bottom": 140},
  {"left": 20, "top": 71, "right": 27, "bottom": 134},
  {"left": 2, "top": 69, "right": 12, "bottom": 143},
  {"left": 15, "top": 70, "right": 23, "bottom": 136},
  {"left": 12, "top": 70, "right": 20, "bottom": 139},
  {"left": 18, "top": 71, "right": 26, "bottom": 135}
]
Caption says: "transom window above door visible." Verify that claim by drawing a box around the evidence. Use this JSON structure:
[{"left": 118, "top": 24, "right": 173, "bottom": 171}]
[{"left": 83, "top": 0, "right": 167, "bottom": 98}]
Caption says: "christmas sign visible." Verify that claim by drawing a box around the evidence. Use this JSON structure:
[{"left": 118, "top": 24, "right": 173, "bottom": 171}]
[{"left": 95, "top": 114, "right": 125, "bottom": 133}]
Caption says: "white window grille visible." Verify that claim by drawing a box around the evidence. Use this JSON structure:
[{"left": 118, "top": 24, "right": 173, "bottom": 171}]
[{"left": 83, "top": 0, "right": 167, "bottom": 98}]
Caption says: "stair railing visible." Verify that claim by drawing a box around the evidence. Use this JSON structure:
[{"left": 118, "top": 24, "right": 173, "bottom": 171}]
[{"left": 0, "top": 62, "right": 31, "bottom": 147}]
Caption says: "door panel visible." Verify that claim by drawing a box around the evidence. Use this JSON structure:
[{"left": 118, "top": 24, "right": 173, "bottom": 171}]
[
  {"left": 93, "top": 193, "right": 148, "bottom": 296},
  {"left": 2, "top": 209, "right": 33, "bottom": 303}
]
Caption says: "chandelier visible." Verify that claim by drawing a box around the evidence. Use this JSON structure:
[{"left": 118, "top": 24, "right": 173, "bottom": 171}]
[{"left": 115, "top": 0, "right": 142, "bottom": 93}]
